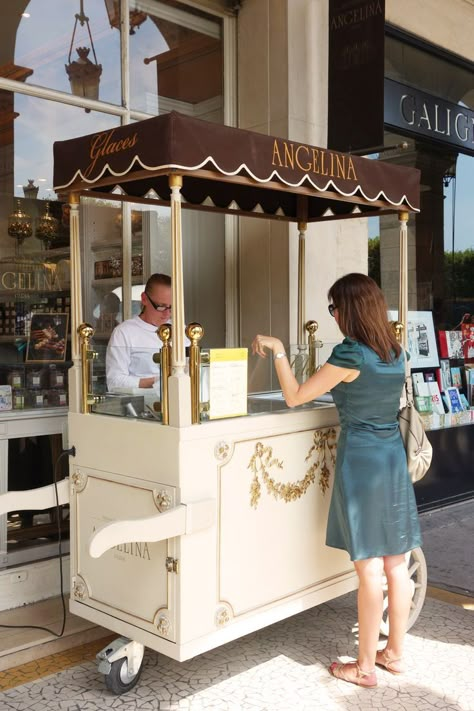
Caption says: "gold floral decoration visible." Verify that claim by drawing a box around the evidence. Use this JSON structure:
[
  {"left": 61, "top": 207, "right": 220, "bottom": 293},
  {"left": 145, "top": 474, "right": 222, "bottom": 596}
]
[{"left": 248, "top": 428, "right": 337, "bottom": 508}]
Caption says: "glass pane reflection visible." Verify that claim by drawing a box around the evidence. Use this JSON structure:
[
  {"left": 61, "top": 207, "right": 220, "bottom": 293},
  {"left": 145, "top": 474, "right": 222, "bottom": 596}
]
[
  {"left": 130, "top": 0, "right": 223, "bottom": 119},
  {"left": 5, "top": 0, "right": 121, "bottom": 105}
]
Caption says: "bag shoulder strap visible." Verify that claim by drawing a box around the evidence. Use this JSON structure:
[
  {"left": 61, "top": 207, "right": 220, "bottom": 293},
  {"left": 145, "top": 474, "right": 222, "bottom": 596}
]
[{"left": 401, "top": 349, "right": 415, "bottom": 406}]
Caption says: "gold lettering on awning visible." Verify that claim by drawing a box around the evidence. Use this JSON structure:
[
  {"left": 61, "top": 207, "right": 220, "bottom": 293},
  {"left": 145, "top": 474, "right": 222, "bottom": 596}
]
[{"left": 271, "top": 139, "right": 358, "bottom": 182}]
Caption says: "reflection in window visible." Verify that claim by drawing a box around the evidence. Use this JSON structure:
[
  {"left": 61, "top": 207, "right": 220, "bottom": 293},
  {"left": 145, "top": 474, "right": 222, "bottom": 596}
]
[
  {"left": 6, "top": 0, "right": 121, "bottom": 105},
  {"left": 130, "top": 0, "right": 223, "bottom": 120}
]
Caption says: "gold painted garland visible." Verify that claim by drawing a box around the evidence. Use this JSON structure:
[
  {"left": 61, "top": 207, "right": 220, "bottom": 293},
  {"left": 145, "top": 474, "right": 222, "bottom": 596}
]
[{"left": 248, "top": 427, "right": 337, "bottom": 508}]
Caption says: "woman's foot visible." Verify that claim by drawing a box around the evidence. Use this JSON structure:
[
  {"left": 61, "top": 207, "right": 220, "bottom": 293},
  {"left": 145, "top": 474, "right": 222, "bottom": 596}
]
[
  {"left": 375, "top": 648, "right": 405, "bottom": 674},
  {"left": 329, "top": 661, "right": 377, "bottom": 688}
]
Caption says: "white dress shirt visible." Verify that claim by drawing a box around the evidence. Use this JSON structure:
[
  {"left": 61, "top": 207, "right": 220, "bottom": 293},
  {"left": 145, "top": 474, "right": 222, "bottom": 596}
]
[{"left": 106, "top": 315, "right": 164, "bottom": 391}]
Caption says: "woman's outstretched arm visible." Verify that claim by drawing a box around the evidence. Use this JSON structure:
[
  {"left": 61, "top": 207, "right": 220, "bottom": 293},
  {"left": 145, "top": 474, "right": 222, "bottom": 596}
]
[{"left": 251, "top": 334, "right": 358, "bottom": 407}]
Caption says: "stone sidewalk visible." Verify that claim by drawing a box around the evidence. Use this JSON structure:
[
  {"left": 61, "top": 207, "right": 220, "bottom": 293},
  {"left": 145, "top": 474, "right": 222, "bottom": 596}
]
[
  {"left": 419, "top": 499, "right": 474, "bottom": 595},
  {"left": 0, "top": 589, "right": 472, "bottom": 711},
  {"left": 1, "top": 500, "right": 473, "bottom": 710}
]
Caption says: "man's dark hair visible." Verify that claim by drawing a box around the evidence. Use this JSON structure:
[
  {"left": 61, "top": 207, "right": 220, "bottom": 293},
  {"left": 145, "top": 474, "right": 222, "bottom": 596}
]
[{"left": 145, "top": 273, "right": 171, "bottom": 291}]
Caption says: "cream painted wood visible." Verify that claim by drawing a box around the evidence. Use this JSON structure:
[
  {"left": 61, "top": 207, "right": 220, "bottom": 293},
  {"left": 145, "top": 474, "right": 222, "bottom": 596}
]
[
  {"left": 0, "top": 479, "right": 69, "bottom": 518},
  {"left": 67, "top": 403, "right": 358, "bottom": 661},
  {"left": 0, "top": 440, "right": 7, "bottom": 564},
  {"left": 89, "top": 499, "right": 216, "bottom": 558}
]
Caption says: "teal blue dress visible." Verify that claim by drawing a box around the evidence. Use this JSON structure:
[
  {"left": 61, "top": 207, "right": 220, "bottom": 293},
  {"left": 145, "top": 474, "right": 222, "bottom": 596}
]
[{"left": 325, "top": 338, "right": 422, "bottom": 561}]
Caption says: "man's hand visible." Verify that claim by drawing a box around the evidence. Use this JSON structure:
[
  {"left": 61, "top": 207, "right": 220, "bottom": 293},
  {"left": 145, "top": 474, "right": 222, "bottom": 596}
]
[{"left": 138, "top": 376, "right": 156, "bottom": 388}]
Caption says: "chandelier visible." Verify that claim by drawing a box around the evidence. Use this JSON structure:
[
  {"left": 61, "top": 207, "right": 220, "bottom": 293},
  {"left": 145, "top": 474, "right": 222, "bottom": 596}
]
[
  {"left": 8, "top": 200, "right": 32, "bottom": 248},
  {"left": 36, "top": 202, "right": 59, "bottom": 249}
]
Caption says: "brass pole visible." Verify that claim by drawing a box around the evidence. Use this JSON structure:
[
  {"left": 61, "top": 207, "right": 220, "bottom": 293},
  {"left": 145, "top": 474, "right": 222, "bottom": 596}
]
[
  {"left": 77, "top": 323, "right": 95, "bottom": 414},
  {"left": 305, "top": 320, "right": 319, "bottom": 376},
  {"left": 156, "top": 324, "right": 172, "bottom": 425},
  {"left": 398, "top": 211, "right": 409, "bottom": 349},
  {"left": 297, "top": 221, "right": 307, "bottom": 346},
  {"left": 185, "top": 322, "right": 204, "bottom": 424}
]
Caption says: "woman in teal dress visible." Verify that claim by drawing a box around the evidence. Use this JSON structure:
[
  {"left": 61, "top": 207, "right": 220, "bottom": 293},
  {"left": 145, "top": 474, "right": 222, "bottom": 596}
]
[{"left": 252, "top": 273, "right": 422, "bottom": 690}]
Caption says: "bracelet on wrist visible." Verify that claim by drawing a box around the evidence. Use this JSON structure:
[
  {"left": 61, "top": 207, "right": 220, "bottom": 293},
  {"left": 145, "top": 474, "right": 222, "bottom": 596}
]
[{"left": 273, "top": 351, "right": 287, "bottom": 361}]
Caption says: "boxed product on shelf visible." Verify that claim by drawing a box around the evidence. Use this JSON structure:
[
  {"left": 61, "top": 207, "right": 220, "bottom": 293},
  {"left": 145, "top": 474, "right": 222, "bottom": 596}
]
[
  {"left": 0, "top": 385, "right": 12, "bottom": 411},
  {"left": 48, "top": 365, "right": 66, "bottom": 388},
  {"left": 12, "top": 389, "right": 25, "bottom": 409},
  {"left": 26, "top": 368, "right": 46, "bottom": 389},
  {"left": 46, "top": 389, "right": 68, "bottom": 407},
  {"left": 8, "top": 369, "right": 24, "bottom": 389}
]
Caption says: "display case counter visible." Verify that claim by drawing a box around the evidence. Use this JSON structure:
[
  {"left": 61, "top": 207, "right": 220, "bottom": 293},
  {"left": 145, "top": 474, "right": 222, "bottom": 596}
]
[{"left": 0, "top": 407, "right": 68, "bottom": 568}]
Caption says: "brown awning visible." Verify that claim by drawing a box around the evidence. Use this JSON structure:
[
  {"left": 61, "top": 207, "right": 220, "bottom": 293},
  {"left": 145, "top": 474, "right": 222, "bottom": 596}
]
[{"left": 53, "top": 111, "right": 420, "bottom": 222}]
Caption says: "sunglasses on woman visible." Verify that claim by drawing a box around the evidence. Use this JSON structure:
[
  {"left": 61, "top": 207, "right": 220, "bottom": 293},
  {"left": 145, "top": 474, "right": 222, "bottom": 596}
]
[
  {"left": 146, "top": 293, "right": 172, "bottom": 312},
  {"left": 328, "top": 303, "right": 337, "bottom": 317}
]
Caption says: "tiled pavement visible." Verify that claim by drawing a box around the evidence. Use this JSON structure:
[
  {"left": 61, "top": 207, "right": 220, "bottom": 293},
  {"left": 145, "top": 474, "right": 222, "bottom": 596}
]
[{"left": 0, "top": 501, "right": 473, "bottom": 711}]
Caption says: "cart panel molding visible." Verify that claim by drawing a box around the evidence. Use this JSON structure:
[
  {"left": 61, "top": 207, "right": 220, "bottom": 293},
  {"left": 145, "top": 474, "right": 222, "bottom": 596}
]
[{"left": 218, "top": 426, "right": 351, "bottom": 616}]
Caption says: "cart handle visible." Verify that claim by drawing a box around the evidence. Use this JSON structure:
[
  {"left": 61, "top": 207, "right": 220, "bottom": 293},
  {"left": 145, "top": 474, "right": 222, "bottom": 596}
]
[
  {"left": 0, "top": 479, "right": 69, "bottom": 516},
  {"left": 88, "top": 498, "right": 216, "bottom": 559}
]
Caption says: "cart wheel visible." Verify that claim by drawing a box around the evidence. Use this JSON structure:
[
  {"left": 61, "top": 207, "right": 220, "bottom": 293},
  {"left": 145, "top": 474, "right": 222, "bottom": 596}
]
[
  {"left": 380, "top": 547, "right": 427, "bottom": 637},
  {"left": 104, "top": 656, "right": 143, "bottom": 695}
]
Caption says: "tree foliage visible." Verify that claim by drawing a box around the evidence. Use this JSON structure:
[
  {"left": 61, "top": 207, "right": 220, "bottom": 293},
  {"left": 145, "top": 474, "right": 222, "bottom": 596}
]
[{"left": 368, "top": 238, "right": 474, "bottom": 300}]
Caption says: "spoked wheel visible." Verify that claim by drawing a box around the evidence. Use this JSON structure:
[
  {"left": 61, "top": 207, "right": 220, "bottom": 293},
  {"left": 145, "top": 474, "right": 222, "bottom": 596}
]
[
  {"left": 380, "top": 547, "right": 427, "bottom": 637},
  {"left": 104, "top": 656, "right": 144, "bottom": 695}
]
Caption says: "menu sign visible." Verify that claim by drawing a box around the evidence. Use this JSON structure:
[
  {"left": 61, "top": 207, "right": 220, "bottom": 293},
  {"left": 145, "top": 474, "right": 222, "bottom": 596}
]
[{"left": 208, "top": 348, "right": 248, "bottom": 420}]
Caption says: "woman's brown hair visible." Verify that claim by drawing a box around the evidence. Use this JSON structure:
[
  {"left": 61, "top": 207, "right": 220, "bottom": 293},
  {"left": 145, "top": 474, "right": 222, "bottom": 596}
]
[{"left": 328, "top": 273, "right": 401, "bottom": 362}]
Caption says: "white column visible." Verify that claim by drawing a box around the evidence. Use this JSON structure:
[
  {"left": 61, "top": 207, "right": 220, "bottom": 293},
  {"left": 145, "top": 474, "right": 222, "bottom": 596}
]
[
  {"left": 168, "top": 175, "right": 191, "bottom": 427},
  {"left": 69, "top": 194, "right": 83, "bottom": 413}
]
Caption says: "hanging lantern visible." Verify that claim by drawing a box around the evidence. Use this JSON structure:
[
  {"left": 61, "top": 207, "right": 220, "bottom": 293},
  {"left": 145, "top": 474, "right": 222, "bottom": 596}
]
[
  {"left": 36, "top": 202, "right": 59, "bottom": 249},
  {"left": 8, "top": 200, "right": 33, "bottom": 246},
  {"left": 65, "top": 1, "right": 102, "bottom": 104},
  {"left": 104, "top": 0, "right": 147, "bottom": 35},
  {"left": 22, "top": 179, "right": 39, "bottom": 199}
]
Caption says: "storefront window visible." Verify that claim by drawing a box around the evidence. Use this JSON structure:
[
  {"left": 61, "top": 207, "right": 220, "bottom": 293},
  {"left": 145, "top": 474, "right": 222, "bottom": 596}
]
[
  {"left": 3, "top": 0, "right": 121, "bottom": 105},
  {"left": 368, "top": 34, "right": 474, "bottom": 424},
  {"left": 129, "top": 0, "right": 224, "bottom": 119}
]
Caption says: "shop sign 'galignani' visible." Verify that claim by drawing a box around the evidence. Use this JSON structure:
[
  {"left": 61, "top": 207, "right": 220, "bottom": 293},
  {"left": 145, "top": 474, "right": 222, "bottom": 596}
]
[
  {"left": 385, "top": 79, "right": 474, "bottom": 156},
  {"left": 272, "top": 140, "right": 358, "bottom": 181}
]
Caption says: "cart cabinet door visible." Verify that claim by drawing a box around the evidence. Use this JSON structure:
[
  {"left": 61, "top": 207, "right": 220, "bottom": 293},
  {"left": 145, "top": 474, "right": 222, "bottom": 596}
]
[{"left": 71, "top": 467, "right": 177, "bottom": 642}]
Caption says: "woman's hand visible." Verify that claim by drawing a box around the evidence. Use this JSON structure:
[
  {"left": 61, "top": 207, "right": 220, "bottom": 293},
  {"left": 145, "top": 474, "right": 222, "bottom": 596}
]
[{"left": 251, "top": 335, "right": 284, "bottom": 358}]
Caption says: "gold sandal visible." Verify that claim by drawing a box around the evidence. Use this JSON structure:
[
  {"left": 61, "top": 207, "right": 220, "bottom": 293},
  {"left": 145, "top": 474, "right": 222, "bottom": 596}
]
[
  {"left": 329, "top": 661, "right": 377, "bottom": 688},
  {"left": 375, "top": 649, "right": 405, "bottom": 675}
]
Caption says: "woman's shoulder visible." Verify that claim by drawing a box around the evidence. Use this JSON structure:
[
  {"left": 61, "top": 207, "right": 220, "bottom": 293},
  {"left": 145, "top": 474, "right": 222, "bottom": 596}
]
[{"left": 327, "top": 337, "right": 364, "bottom": 369}]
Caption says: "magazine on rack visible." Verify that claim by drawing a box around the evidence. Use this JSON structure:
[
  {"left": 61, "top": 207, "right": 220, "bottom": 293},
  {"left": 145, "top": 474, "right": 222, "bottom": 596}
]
[
  {"left": 445, "top": 386, "right": 463, "bottom": 413},
  {"left": 438, "top": 331, "right": 463, "bottom": 360}
]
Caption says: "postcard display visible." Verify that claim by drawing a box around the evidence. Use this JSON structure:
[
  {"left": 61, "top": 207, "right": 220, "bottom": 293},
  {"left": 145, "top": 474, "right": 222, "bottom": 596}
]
[
  {"left": 401, "top": 313, "right": 474, "bottom": 511},
  {"left": 0, "top": 212, "right": 71, "bottom": 568}
]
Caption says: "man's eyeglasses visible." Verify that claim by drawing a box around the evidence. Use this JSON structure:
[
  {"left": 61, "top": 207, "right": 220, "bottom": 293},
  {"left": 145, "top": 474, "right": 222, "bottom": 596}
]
[
  {"left": 328, "top": 304, "right": 337, "bottom": 317},
  {"left": 146, "top": 293, "right": 172, "bottom": 312}
]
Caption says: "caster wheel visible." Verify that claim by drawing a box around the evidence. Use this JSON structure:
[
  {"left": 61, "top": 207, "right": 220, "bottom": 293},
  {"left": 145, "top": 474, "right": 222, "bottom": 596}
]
[
  {"left": 380, "top": 547, "right": 427, "bottom": 637},
  {"left": 105, "top": 656, "right": 143, "bottom": 695}
]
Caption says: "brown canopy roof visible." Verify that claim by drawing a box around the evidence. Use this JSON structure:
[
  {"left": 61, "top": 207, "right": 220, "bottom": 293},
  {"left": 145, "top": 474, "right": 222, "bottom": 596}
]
[{"left": 53, "top": 111, "right": 420, "bottom": 222}]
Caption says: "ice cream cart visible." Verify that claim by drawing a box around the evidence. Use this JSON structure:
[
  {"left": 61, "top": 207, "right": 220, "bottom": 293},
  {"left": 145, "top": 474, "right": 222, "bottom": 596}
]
[{"left": 0, "top": 112, "right": 426, "bottom": 694}]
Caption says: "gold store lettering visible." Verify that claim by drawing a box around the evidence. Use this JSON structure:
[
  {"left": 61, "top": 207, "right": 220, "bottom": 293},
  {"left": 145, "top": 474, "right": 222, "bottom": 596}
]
[
  {"left": 84, "top": 128, "right": 139, "bottom": 178},
  {"left": 1, "top": 271, "right": 62, "bottom": 291},
  {"left": 272, "top": 139, "right": 358, "bottom": 181},
  {"left": 115, "top": 542, "right": 151, "bottom": 560},
  {"left": 330, "top": 0, "right": 383, "bottom": 30}
]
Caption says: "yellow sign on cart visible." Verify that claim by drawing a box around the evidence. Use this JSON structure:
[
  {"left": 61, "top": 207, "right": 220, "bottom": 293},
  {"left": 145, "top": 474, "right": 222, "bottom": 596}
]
[{"left": 208, "top": 348, "right": 248, "bottom": 420}]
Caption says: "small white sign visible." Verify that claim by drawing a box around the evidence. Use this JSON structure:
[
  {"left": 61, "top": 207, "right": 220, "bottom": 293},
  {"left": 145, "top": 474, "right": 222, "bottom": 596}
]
[{"left": 208, "top": 348, "right": 248, "bottom": 420}]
